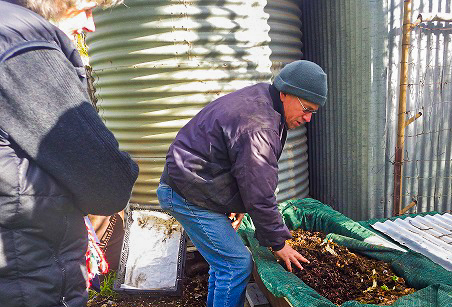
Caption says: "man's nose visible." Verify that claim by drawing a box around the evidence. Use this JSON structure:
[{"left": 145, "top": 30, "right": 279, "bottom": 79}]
[
  {"left": 302, "top": 112, "right": 312, "bottom": 123},
  {"left": 83, "top": 10, "right": 96, "bottom": 32}
]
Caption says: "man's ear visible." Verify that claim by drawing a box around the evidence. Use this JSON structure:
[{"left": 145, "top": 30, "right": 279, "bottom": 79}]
[{"left": 280, "top": 92, "right": 286, "bottom": 102}]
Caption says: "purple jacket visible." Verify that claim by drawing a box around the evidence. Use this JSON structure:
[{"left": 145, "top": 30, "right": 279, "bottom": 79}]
[{"left": 163, "top": 83, "right": 292, "bottom": 248}]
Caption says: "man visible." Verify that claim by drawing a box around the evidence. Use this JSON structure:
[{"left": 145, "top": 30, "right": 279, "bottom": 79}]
[
  {"left": 0, "top": 1, "right": 138, "bottom": 307},
  {"left": 158, "top": 60, "right": 327, "bottom": 307}
]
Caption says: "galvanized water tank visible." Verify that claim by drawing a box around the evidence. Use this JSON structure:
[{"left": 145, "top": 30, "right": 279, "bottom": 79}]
[
  {"left": 265, "top": 1, "right": 308, "bottom": 202},
  {"left": 87, "top": 0, "right": 305, "bottom": 206}
]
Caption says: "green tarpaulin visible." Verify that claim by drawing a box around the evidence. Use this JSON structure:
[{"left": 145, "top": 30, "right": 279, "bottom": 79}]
[{"left": 238, "top": 198, "right": 452, "bottom": 307}]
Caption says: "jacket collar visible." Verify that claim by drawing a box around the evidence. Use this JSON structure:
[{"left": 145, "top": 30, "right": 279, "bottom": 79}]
[
  {"left": 269, "top": 83, "right": 287, "bottom": 149},
  {"left": 269, "top": 84, "right": 284, "bottom": 118}
]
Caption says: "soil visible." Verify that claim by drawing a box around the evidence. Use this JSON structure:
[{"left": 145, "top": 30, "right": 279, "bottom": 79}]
[
  {"left": 87, "top": 251, "right": 210, "bottom": 307},
  {"left": 87, "top": 273, "right": 209, "bottom": 307},
  {"left": 284, "top": 229, "right": 416, "bottom": 306}
]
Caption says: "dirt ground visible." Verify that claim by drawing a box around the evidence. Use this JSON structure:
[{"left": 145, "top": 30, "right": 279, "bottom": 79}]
[
  {"left": 88, "top": 251, "right": 210, "bottom": 307},
  {"left": 88, "top": 273, "right": 209, "bottom": 307},
  {"left": 285, "top": 229, "right": 416, "bottom": 305}
]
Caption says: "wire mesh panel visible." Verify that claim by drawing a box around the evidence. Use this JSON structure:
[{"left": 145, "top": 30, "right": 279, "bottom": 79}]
[
  {"left": 402, "top": 10, "right": 452, "bottom": 213},
  {"left": 302, "top": 0, "right": 452, "bottom": 220}
]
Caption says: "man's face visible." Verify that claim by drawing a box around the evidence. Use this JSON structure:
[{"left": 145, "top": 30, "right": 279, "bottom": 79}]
[
  {"left": 280, "top": 92, "right": 319, "bottom": 130},
  {"left": 56, "top": 1, "right": 98, "bottom": 41}
]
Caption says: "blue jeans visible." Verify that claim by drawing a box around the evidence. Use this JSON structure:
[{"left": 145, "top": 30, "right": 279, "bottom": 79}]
[{"left": 157, "top": 183, "right": 253, "bottom": 307}]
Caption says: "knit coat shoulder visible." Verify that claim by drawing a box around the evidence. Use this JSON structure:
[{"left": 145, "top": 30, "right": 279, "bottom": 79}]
[
  {"left": 0, "top": 2, "right": 138, "bottom": 306},
  {"left": 0, "top": 3, "right": 88, "bottom": 307}
]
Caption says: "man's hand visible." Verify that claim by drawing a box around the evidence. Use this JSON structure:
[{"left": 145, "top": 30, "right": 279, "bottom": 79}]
[
  {"left": 228, "top": 212, "right": 245, "bottom": 231},
  {"left": 273, "top": 243, "right": 309, "bottom": 272}
]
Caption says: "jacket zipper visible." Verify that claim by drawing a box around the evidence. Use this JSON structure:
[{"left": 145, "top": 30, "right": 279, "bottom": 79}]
[
  {"left": 54, "top": 214, "right": 69, "bottom": 306},
  {"left": 61, "top": 297, "right": 69, "bottom": 307},
  {"left": 53, "top": 252, "right": 68, "bottom": 306}
]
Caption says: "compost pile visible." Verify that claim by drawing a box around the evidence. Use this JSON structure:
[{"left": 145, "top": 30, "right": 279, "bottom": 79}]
[
  {"left": 87, "top": 273, "right": 208, "bottom": 307},
  {"left": 283, "top": 229, "right": 416, "bottom": 306}
]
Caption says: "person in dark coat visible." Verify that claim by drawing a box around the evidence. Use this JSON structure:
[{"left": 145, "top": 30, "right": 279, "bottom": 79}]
[
  {"left": 158, "top": 60, "right": 328, "bottom": 307},
  {"left": 0, "top": 1, "right": 139, "bottom": 306}
]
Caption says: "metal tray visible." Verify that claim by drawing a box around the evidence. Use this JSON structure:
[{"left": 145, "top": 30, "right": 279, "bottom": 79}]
[{"left": 114, "top": 205, "right": 186, "bottom": 296}]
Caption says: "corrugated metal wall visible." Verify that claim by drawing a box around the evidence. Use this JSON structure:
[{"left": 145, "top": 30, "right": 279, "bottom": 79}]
[
  {"left": 302, "top": 0, "right": 452, "bottom": 220},
  {"left": 87, "top": 0, "right": 306, "bottom": 206},
  {"left": 264, "top": 1, "right": 309, "bottom": 202}
]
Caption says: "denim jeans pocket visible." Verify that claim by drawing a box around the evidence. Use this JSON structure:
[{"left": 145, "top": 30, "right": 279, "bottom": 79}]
[{"left": 156, "top": 183, "right": 173, "bottom": 210}]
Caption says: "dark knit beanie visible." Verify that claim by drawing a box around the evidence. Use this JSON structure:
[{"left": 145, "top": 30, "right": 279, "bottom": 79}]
[{"left": 273, "top": 60, "right": 328, "bottom": 106}]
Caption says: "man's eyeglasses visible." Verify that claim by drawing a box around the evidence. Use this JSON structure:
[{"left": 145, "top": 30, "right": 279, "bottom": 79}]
[{"left": 297, "top": 97, "right": 317, "bottom": 114}]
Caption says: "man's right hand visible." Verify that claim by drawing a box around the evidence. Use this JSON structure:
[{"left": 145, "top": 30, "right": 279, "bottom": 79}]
[{"left": 272, "top": 243, "right": 309, "bottom": 272}]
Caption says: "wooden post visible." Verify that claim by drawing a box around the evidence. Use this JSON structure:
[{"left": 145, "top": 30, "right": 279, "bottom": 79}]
[
  {"left": 400, "top": 200, "right": 417, "bottom": 215},
  {"left": 393, "top": 0, "right": 413, "bottom": 216},
  {"left": 252, "top": 266, "right": 294, "bottom": 307}
]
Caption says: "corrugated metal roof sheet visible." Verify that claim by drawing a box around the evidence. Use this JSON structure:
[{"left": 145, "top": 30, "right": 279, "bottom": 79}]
[{"left": 371, "top": 213, "right": 452, "bottom": 271}]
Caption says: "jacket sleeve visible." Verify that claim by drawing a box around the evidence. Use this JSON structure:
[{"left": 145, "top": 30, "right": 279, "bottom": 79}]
[
  {"left": 0, "top": 48, "right": 139, "bottom": 215},
  {"left": 230, "top": 129, "right": 291, "bottom": 248}
]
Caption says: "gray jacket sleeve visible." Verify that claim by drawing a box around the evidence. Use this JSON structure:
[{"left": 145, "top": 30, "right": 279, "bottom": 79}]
[
  {"left": 0, "top": 48, "right": 139, "bottom": 215},
  {"left": 230, "top": 129, "right": 292, "bottom": 248}
]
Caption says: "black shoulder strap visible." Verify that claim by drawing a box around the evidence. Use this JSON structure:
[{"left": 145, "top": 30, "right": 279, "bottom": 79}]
[{"left": 0, "top": 40, "right": 59, "bottom": 64}]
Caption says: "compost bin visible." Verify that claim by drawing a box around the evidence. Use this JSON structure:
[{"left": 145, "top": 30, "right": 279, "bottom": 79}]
[{"left": 238, "top": 198, "right": 452, "bottom": 307}]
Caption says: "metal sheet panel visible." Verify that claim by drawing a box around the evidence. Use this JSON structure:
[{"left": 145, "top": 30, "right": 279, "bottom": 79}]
[
  {"left": 301, "top": 0, "right": 452, "bottom": 220},
  {"left": 88, "top": 0, "right": 306, "bottom": 205},
  {"left": 266, "top": 1, "right": 308, "bottom": 202},
  {"left": 371, "top": 213, "right": 452, "bottom": 271},
  {"left": 277, "top": 127, "right": 309, "bottom": 202}
]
